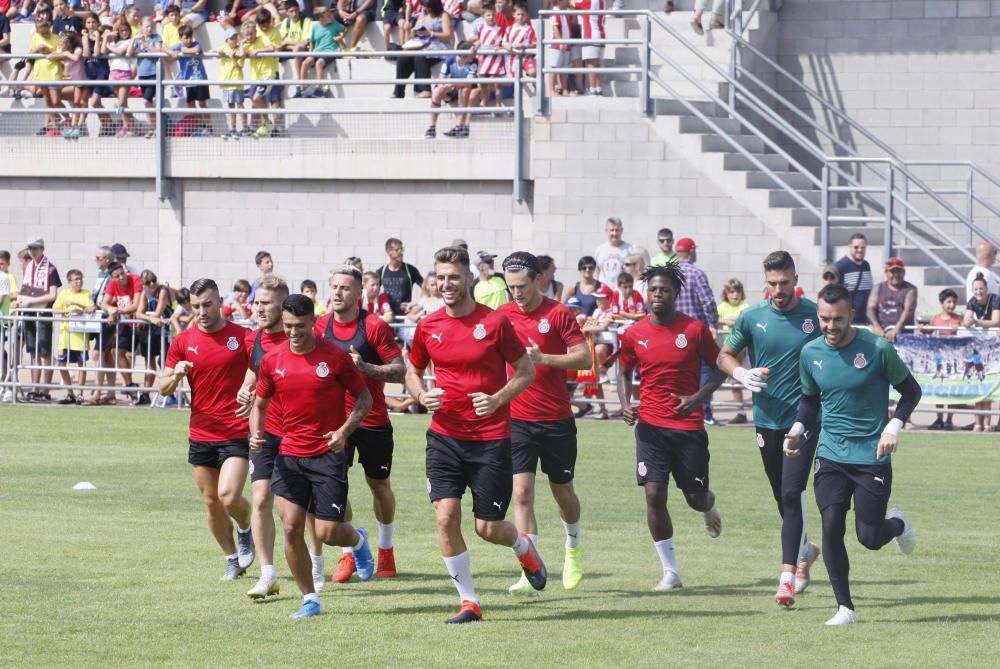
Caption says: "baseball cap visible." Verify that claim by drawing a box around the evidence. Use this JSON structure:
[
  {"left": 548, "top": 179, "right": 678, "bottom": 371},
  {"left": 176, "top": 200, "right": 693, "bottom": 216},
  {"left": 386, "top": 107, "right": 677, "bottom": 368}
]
[
  {"left": 476, "top": 251, "right": 496, "bottom": 264},
  {"left": 223, "top": 28, "right": 239, "bottom": 40},
  {"left": 594, "top": 285, "right": 613, "bottom": 300},
  {"left": 565, "top": 296, "right": 583, "bottom": 310},
  {"left": 26, "top": 238, "right": 45, "bottom": 248},
  {"left": 674, "top": 237, "right": 695, "bottom": 253},
  {"left": 885, "top": 256, "right": 905, "bottom": 270},
  {"left": 110, "top": 243, "right": 130, "bottom": 258},
  {"left": 451, "top": 238, "right": 469, "bottom": 249}
]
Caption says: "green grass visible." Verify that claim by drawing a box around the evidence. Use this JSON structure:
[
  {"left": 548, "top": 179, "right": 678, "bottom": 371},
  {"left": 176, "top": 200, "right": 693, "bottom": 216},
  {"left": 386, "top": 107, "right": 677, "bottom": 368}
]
[{"left": 2, "top": 406, "right": 998, "bottom": 668}]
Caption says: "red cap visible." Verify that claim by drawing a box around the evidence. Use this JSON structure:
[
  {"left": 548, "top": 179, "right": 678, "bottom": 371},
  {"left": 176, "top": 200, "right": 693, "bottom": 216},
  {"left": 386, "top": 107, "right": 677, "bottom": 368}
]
[
  {"left": 674, "top": 237, "right": 695, "bottom": 253},
  {"left": 594, "top": 285, "right": 614, "bottom": 300},
  {"left": 885, "top": 257, "right": 905, "bottom": 270}
]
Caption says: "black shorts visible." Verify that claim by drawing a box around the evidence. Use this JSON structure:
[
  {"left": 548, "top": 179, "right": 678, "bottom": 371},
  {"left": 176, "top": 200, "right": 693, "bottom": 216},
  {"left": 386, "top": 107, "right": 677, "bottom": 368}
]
[
  {"left": 139, "top": 74, "right": 157, "bottom": 101},
  {"left": 113, "top": 324, "right": 136, "bottom": 352},
  {"left": 22, "top": 319, "right": 53, "bottom": 356},
  {"left": 186, "top": 85, "right": 211, "bottom": 103},
  {"left": 511, "top": 418, "right": 577, "bottom": 484},
  {"left": 346, "top": 423, "right": 394, "bottom": 480},
  {"left": 271, "top": 450, "right": 349, "bottom": 521},
  {"left": 334, "top": 4, "right": 377, "bottom": 24},
  {"left": 755, "top": 426, "right": 819, "bottom": 506},
  {"left": 250, "top": 432, "right": 281, "bottom": 482},
  {"left": 813, "top": 457, "right": 893, "bottom": 517},
  {"left": 188, "top": 438, "right": 250, "bottom": 469},
  {"left": 382, "top": 7, "right": 404, "bottom": 25},
  {"left": 57, "top": 349, "right": 87, "bottom": 365},
  {"left": 425, "top": 428, "right": 512, "bottom": 521},
  {"left": 634, "top": 423, "right": 710, "bottom": 492}
]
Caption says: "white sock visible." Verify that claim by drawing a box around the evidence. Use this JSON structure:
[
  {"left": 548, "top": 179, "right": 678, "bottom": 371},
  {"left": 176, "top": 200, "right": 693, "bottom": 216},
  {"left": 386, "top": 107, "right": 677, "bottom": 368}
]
[
  {"left": 562, "top": 520, "right": 581, "bottom": 548},
  {"left": 303, "top": 592, "right": 320, "bottom": 604},
  {"left": 352, "top": 531, "right": 366, "bottom": 551},
  {"left": 653, "top": 538, "right": 678, "bottom": 574},
  {"left": 341, "top": 546, "right": 352, "bottom": 555},
  {"left": 310, "top": 554, "right": 324, "bottom": 570},
  {"left": 378, "top": 521, "right": 394, "bottom": 549},
  {"left": 780, "top": 571, "right": 794, "bottom": 587},
  {"left": 261, "top": 564, "right": 276, "bottom": 581},
  {"left": 225, "top": 552, "right": 238, "bottom": 562},
  {"left": 442, "top": 551, "right": 478, "bottom": 604},
  {"left": 237, "top": 526, "right": 250, "bottom": 535},
  {"left": 527, "top": 533, "right": 538, "bottom": 547},
  {"left": 511, "top": 533, "right": 531, "bottom": 557}
]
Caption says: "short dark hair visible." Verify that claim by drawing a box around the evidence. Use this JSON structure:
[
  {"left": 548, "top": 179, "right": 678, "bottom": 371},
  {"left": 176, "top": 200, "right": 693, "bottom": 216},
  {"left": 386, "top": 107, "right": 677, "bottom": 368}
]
[
  {"left": 283, "top": 0, "right": 298, "bottom": 7},
  {"left": 0, "top": 250, "right": 10, "bottom": 263},
  {"left": 255, "top": 250, "right": 272, "bottom": 266},
  {"left": 178, "top": 24, "right": 193, "bottom": 37},
  {"left": 233, "top": 279, "right": 251, "bottom": 293},
  {"left": 817, "top": 283, "right": 851, "bottom": 306},
  {"left": 300, "top": 279, "right": 318, "bottom": 292},
  {"left": 176, "top": 287, "right": 191, "bottom": 303},
  {"left": 640, "top": 262, "right": 686, "bottom": 292},
  {"left": 577, "top": 255, "right": 597, "bottom": 271},
  {"left": 189, "top": 278, "right": 219, "bottom": 296},
  {"left": 762, "top": 250, "right": 795, "bottom": 273},
  {"left": 107, "top": 262, "right": 124, "bottom": 275},
  {"left": 165, "top": 4, "right": 180, "bottom": 13},
  {"left": 385, "top": 237, "right": 403, "bottom": 251},
  {"left": 456, "top": 39, "right": 473, "bottom": 51},
  {"left": 435, "top": 246, "right": 470, "bottom": 271},
  {"left": 67, "top": 269, "right": 83, "bottom": 281},
  {"left": 938, "top": 288, "right": 958, "bottom": 303},
  {"left": 657, "top": 227, "right": 673, "bottom": 238},
  {"left": 502, "top": 251, "right": 540, "bottom": 279},
  {"left": 849, "top": 232, "right": 867, "bottom": 243},
  {"left": 282, "top": 294, "right": 315, "bottom": 317},
  {"left": 256, "top": 7, "right": 272, "bottom": 24},
  {"left": 536, "top": 255, "right": 555, "bottom": 272}
]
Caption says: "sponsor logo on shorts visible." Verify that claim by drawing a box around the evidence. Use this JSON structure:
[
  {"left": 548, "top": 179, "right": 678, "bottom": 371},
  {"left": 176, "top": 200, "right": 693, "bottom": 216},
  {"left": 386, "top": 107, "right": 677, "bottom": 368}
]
[
  {"left": 227, "top": 336, "right": 239, "bottom": 351},
  {"left": 854, "top": 353, "right": 868, "bottom": 369},
  {"left": 675, "top": 333, "right": 688, "bottom": 349},
  {"left": 637, "top": 461, "right": 647, "bottom": 477},
  {"left": 694, "top": 476, "right": 705, "bottom": 486},
  {"left": 473, "top": 323, "right": 487, "bottom": 340},
  {"left": 492, "top": 500, "right": 503, "bottom": 511},
  {"left": 316, "top": 361, "right": 330, "bottom": 378},
  {"left": 538, "top": 318, "right": 550, "bottom": 334},
  {"left": 248, "top": 460, "right": 255, "bottom": 475},
  {"left": 814, "top": 459, "right": 821, "bottom": 473},
  {"left": 756, "top": 433, "right": 765, "bottom": 448},
  {"left": 331, "top": 502, "right": 342, "bottom": 513},
  {"left": 873, "top": 476, "right": 885, "bottom": 485},
  {"left": 426, "top": 477, "right": 432, "bottom": 493},
  {"left": 802, "top": 318, "right": 815, "bottom": 334}
]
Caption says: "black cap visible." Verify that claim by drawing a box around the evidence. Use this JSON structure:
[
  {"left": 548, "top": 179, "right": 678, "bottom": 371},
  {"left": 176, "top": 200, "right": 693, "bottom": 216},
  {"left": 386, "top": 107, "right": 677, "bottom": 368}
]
[{"left": 110, "top": 243, "right": 130, "bottom": 258}]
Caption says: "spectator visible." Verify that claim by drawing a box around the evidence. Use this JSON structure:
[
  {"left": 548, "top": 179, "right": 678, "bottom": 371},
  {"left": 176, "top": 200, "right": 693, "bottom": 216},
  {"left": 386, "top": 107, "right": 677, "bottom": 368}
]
[
  {"left": 135, "top": 269, "right": 172, "bottom": 405},
  {"left": 576, "top": 0, "right": 605, "bottom": 95},
  {"left": 223, "top": 279, "right": 252, "bottom": 320},
  {"left": 400, "top": 272, "right": 442, "bottom": 349},
  {"left": 963, "top": 274, "right": 1000, "bottom": 330},
  {"left": 344, "top": 256, "right": 364, "bottom": 272},
  {"left": 562, "top": 254, "right": 602, "bottom": 317},
  {"left": 134, "top": 17, "right": 163, "bottom": 139},
  {"left": 866, "top": 257, "right": 917, "bottom": 343},
  {"left": 450, "top": 238, "right": 468, "bottom": 251},
  {"left": 216, "top": 27, "right": 247, "bottom": 139},
  {"left": 53, "top": 0, "right": 81, "bottom": 33},
  {"left": 835, "top": 232, "right": 873, "bottom": 325},
  {"left": 965, "top": 241, "right": 998, "bottom": 300},
  {"left": 82, "top": 13, "right": 114, "bottom": 137},
  {"left": 170, "top": 24, "right": 211, "bottom": 135},
  {"left": 503, "top": 3, "right": 536, "bottom": 78},
  {"left": 613, "top": 272, "right": 644, "bottom": 321},
  {"left": 168, "top": 286, "right": 193, "bottom": 334},
  {"left": 472, "top": 250, "right": 509, "bottom": 309},
  {"left": 332, "top": 0, "right": 374, "bottom": 51},
  {"left": 425, "top": 39, "right": 480, "bottom": 139},
  {"left": 110, "top": 242, "right": 137, "bottom": 274},
  {"left": 248, "top": 249, "right": 273, "bottom": 301},
  {"left": 223, "top": 0, "right": 258, "bottom": 28},
  {"left": 246, "top": 8, "right": 285, "bottom": 138},
  {"left": 298, "top": 6, "right": 344, "bottom": 99},
  {"left": 105, "top": 18, "right": 136, "bottom": 136},
  {"left": 471, "top": 5, "right": 504, "bottom": 112},
  {"left": 717, "top": 278, "right": 749, "bottom": 425},
  {"left": 101, "top": 261, "right": 141, "bottom": 403},
  {"left": 650, "top": 228, "right": 676, "bottom": 267},
  {"left": 51, "top": 31, "right": 86, "bottom": 139},
  {"left": 86, "top": 245, "right": 115, "bottom": 404},
  {"left": 52, "top": 268, "right": 94, "bottom": 404},
  {"left": 673, "top": 237, "right": 720, "bottom": 425},
  {"left": 359, "top": 271, "right": 394, "bottom": 323},
  {"left": 124, "top": 5, "right": 140, "bottom": 36},
  {"left": 381, "top": 0, "right": 406, "bottom": 48},
  {"left": 625, "top": 246, "right": 650, "bottom": 295},
  {"left": 0, "top": 250, "right": 13, "bottom": 403},
  {"left": 14, "top": 238, "right": 62, "bottom": 402},
  {"left": 300, "top": 279, "right": 327, "bottom": 316},
  {"left": 577, "top": 283, "right": 615, "bottom": 420},
  {"left": 927, "top": 288, "right": 962, "bottom": 431},
  {"left": 534, "top": 254, "right": 562, "bottom": 300},
  {"left": 278, "top": 0, "right": 310, "bottom": 97},
  {"left": 545, "top": 0, "right": 571, "bottom": 97},
  {"left": 376, "top": 237, "right": 423, "bottom": 315},
  {"left": 690, "top": 0, "right": 724, "bottom": 36},
  {"left": 821, "top": 263, "right": 839, "bottom": 287},
  {"left": 392, "top": 0, "right": 453, "bottom": 100},
  {"left": 594, "top": 216, "right": 632, "bottom": 287},
  {"left": 30, "top": 19, "right": 64, "bottom": 137},
  {"left": 160, "top": 5, "right": 183, "bottom": 49}
]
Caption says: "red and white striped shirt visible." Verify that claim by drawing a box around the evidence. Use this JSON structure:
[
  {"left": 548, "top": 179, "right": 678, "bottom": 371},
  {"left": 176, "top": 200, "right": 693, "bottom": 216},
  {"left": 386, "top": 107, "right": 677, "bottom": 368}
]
[
  {"left": 363, "top": 293, "right": 393, "bottom": 316},
  {"left": 443, "top": 0, "right": 462, "bottom": 19},
  {"left": 577, "top": 0, "right": 606, "bottom": 41},
  {"left": 476, "top": 22, "right": 506, "bottom": 76},
  {"left": 505, "top": 22, "right": 536, "bottom": 73},
  {"left": 550, "top": 13, "right": 572, "bottom": 47},
  {"left": 407, "top": 0, "right": 423, "bottom": 20},
  {"left": 613, "top": 289, "right": 645, "bottom": 315}
]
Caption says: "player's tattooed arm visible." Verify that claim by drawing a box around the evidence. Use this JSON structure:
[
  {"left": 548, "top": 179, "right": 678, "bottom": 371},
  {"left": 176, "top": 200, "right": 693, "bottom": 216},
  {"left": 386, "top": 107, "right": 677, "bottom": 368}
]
[{"left": 352, "top": 352, "right": 406, "bottom": 383}]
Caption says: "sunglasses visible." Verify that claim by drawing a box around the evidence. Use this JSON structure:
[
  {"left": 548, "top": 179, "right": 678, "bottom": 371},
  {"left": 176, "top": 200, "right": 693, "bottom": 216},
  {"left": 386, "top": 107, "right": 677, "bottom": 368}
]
[
  {"left": 624, "top": 262, "right": 636, "bottom": 267},
  {"left": 579, "top": 265, "right": 595, "bottom": 271},
  {"left": 657, "top": 238, "right": 673, "bottom": 243}
]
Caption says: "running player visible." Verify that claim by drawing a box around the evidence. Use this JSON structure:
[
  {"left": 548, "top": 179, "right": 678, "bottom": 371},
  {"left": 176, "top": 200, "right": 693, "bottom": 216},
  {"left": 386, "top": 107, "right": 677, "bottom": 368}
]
[
  {"left": 249, "top": 294, "right": 376, "bottom": 619},
  {"left": 498, "top": 251, "right": 590, "bottom": 595},
  {"left": 615, "top": 263, "right": 725, "bottom": 591},
  {"left": 158, "top": 278, "right": 255, "bottom": 581},
  {"left": 317, "top": 266, "right": 406, "bottom": 583},
  {"left": 234, "top": 275, "right": 289, "bottom": 600},
  {"left": 784, "top": 284, "right": 919, "bottom": 625},
  {"left": 405, "top": 246, "right": 545, "bottom": 624},
  {"left": 716, "top": 251, "right": 822, "bottom": 607}
]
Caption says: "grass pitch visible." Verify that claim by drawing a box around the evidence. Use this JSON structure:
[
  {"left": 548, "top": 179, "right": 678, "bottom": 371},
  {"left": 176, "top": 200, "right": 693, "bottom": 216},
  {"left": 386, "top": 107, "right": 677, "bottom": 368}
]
[{"left": 2, "top": 406, "right": 998, "bottom": 668}]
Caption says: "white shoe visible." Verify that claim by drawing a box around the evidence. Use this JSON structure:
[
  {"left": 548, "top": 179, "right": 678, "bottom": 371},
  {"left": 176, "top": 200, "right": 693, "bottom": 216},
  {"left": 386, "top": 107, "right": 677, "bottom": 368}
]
[
  {"left": 653, "top": 570, "right": 683, "bottom": 591},
  {"left": 887, "top": 507, "right": 916, "bottom": 554},
  {"left": 247, "top": 574, "right": 280, "bottom": 599},
  {"left": 825, "top": 605, "right": 856, "bottom": 625},
  {"left": 703, "top": 506, "right": 722, "bottom": 538},
  {"left": 1, "top": 389, "right": 12, "bottom": 403},
  {"left": 312, "top": 556, "right": 326, "bottom": 592},
  {"left": 612, "top": 0, "right": 624, "bottom": 10}
]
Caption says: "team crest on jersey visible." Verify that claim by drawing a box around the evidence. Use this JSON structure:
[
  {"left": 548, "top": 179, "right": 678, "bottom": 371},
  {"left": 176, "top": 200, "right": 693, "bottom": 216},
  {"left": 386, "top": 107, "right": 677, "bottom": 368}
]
[
  {"left": 226, "top": 336, "right": 239, "bottom": 351},
  {"left": 675, "top": 333, "right": 688, "bottom": 349},
  {"left": 802, "top": 318, "right": 815, "bottom": 334},
  {"left": 316, "top": 362, "right": 330, "bottom": 378},
  {"left": 854, "top": 353, "right": 868, "bottom": 369},
  {"left": 473, "top": 323, "right": 487, "bottom": 340},
  {"left": 538, "top": 318, "right": 550, "bottom": 334},
  {"left": 756, "top": 433, "right": 765, "bottom": 449},
  {"left": 637, "top": 461, "right": 648, "bottom": 477}
]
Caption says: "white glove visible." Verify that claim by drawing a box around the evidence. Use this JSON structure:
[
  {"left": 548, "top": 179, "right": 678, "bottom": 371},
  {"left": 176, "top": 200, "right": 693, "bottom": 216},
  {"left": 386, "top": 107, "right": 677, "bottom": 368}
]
[{"left": 733, "top": 366, "right": 769, "bottom": 393}]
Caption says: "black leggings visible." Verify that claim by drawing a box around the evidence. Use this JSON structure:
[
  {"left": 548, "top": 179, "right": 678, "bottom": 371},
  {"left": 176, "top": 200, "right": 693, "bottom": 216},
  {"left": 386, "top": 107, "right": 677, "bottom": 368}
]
[
  {"left": 394, "top": 55, "right": 442, "bottom": 97},
  {"left": 757, "top": 427, "right": 818, "bottom": 565}
]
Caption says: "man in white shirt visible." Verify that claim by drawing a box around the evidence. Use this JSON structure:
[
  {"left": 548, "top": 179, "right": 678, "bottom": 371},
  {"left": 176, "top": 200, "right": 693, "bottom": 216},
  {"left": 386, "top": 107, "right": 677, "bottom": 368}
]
[
  {"left": 965, "top": 242, "right": 998, "bottom": 299},
  {"left": 594, "top": 217, "right": 632, "bottom": 288}
]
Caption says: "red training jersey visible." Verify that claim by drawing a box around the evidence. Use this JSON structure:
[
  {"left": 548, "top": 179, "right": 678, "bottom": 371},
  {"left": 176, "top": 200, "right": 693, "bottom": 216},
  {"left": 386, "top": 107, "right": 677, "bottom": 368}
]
[
  {"left": 105, "top": 275, "right": 142, "bottom": 323},
  {"left": 498, "top": 297, "right": 585, "bottom": 422},
  {"left": 409, "top": 303, "right": 527, "bottom": 440},
  {"left": 255, "top": 338, "right": 368, "bottom": 458},
  {"left": 244, "top": 328, "right": 287, "bottom": 436},
  {"left": 165, "top": 321, "right": 251, "bottom": 442},
  {"left": 362, "top": 293, "right": 392, "bottom": 317},
  {"left": 314, "top": 312, "right": 402, "bottom": 428},
  {"left": 618, "top": 313, "right": 720, "bottom": 430}
]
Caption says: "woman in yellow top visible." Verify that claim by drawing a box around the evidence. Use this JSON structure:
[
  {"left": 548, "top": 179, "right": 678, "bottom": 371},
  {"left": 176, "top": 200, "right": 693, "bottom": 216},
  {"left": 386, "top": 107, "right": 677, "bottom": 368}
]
[
  {"left": 717, "top": 278, "right": 751, "bottom": 424},
  {"left": 52, "top": 269, "right": 96, "bottom": 405},
  {"left": 30, "top": 19, "right": 64, "bottom": 137}
]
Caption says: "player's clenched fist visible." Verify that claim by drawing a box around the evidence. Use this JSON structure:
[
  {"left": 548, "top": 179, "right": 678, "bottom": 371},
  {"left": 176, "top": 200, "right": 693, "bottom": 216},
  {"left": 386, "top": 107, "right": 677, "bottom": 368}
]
[{"left": 419, "top": 387, "right": 445, "bottom": 411}]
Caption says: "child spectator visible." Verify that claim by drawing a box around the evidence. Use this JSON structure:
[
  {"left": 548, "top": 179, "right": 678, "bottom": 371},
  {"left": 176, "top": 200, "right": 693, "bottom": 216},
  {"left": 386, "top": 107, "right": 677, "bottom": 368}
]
[
  {"left": 381, "top": 0, "right": 406, "bottom": 48},
  {"left": 82, "top": 14, "right": 113, "bottom": 136},
  {"left": 278, "top": 0, "right": 310, "bottom": 97},
  {"left": 926, "top": 288, "right": 962, "bottom": 431},
  {"left": 53, "top": 268, "right": 94, "bottom": 405},
  {"left": 472, "top": 5, "right": 505, "bottom": 111},
  {"left": 546, "top": 0, "right": 571, "bottom": 97},
  {"left": 613, "top": 272, "right": 645, "bottom": 320},
  {"left": 718, "top": 278, "right": 751, "bottom": 424},
  {"left": 360, "top": 271, "right": 394, "bottom": 323},
  {"left": 223, "top": 279, "right": 252, "bottom": 320},
  {"left": 30, "top": 19, "right": 64, "bottom": 136},
  {"left": 105, "top": 17, "right": 136, "bottom": 136},
  {"left": 503, "top": 3, "right": 536, "bottom": 78},
  {"left": 169, "top": 286, "right": 193, "bottom": 334},
  {"left": 401, "top": 272, "right": 442, "bottom": 347},
  {"left": 125, "top": 5, "right": 140, "bottom": 35},
  {"left": 216, "top": 27, "right": 247, "bottom": 139},
  {"left": 577, "top": 284, "right": 616, "bottom": 420},
  {"left": 54, "top": 31, "right": 87, "bottom": 139},
  {"left": 0, "top": 12, "right": 11, "bottom": 96},
  {"left": 426, "top": 40, "right": 479, "bottom": 139},
  {"left": 332, "top": 0, "right": 374, "bottom": 51},
  {"left": 160, "top": 4, "right": 183, "bottom": 48},
  {"left": 576, "top": 0, "right": 605, "bottom": 95},
  {"left": 170, "top": 24, "right": 211, "bottom": 135},
  {"left": 298, "top": 6, "right": 344, "bottom": 99},
  {"left": 52, "top": 0, "right": 82, "bottom": 35},
  {"left": 300, "top": 279, "right": 327, "bottom": 316},
  {"left": 245, "top": 8, "right": 284, "bottom": 137},
  {"left": 248, "top": 249, "right": 273, "bottom": 301},
  {"left": 134, "top": 16, "right": 162, "bottom": 138}
]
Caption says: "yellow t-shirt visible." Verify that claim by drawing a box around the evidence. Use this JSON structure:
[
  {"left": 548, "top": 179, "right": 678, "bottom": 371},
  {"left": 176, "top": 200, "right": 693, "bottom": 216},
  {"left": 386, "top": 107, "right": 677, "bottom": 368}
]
[
  {"left": 161, "top": 21, "right": 182, "bottom": 47},
  {"left": 251, "top": 25, "right": 281, "bottom": 78},
  {"left": 130, "top": 23, "right": 141, "bottom": 37},
  {"left": 7, "top": 271, "right": 19, "bottom": 298},
  {"left": 54, "top": 288, "right": 95, "bottom": 351},
  {"left": 218, "top": 44, "right": 245, "bottom": 90},
  {"left": 313, "top": 300, "right": 327, "bottom": 317},
  {"left": 717, "top": 300, "right": 749, "bottom": 330},
  {"left": 30, "top": 32, "right": 63, "bottom": 81}
]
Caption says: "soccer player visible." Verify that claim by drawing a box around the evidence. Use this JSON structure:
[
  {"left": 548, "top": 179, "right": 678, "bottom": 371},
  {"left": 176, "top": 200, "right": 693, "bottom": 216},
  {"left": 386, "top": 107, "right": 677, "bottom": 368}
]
[
  {"left": 316, "top": 266, "right": 406, "bottom": 583},
  {"left": 498, "top": 252, "right": 590, "bottom": 595},
  {"left": 405, "top": 246, "right": 545, "bottom": 624},
  {"left": 615, "top": 264, "right": 725, "bottom": 591},
  {"left": 784, "top": 284, "right": 920, "bottom": 625},
  {"left": 249, "top": 294, "right": 376, "bottom": 619},
  {"left": 158, "top": 279, "right": 255, "bottom": 581},
  {"left": 234, "top": 276, "right": 290, "bottom": 600},
  {"left": 716, "top": 251, "right": 822, "bottom": 607}
]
